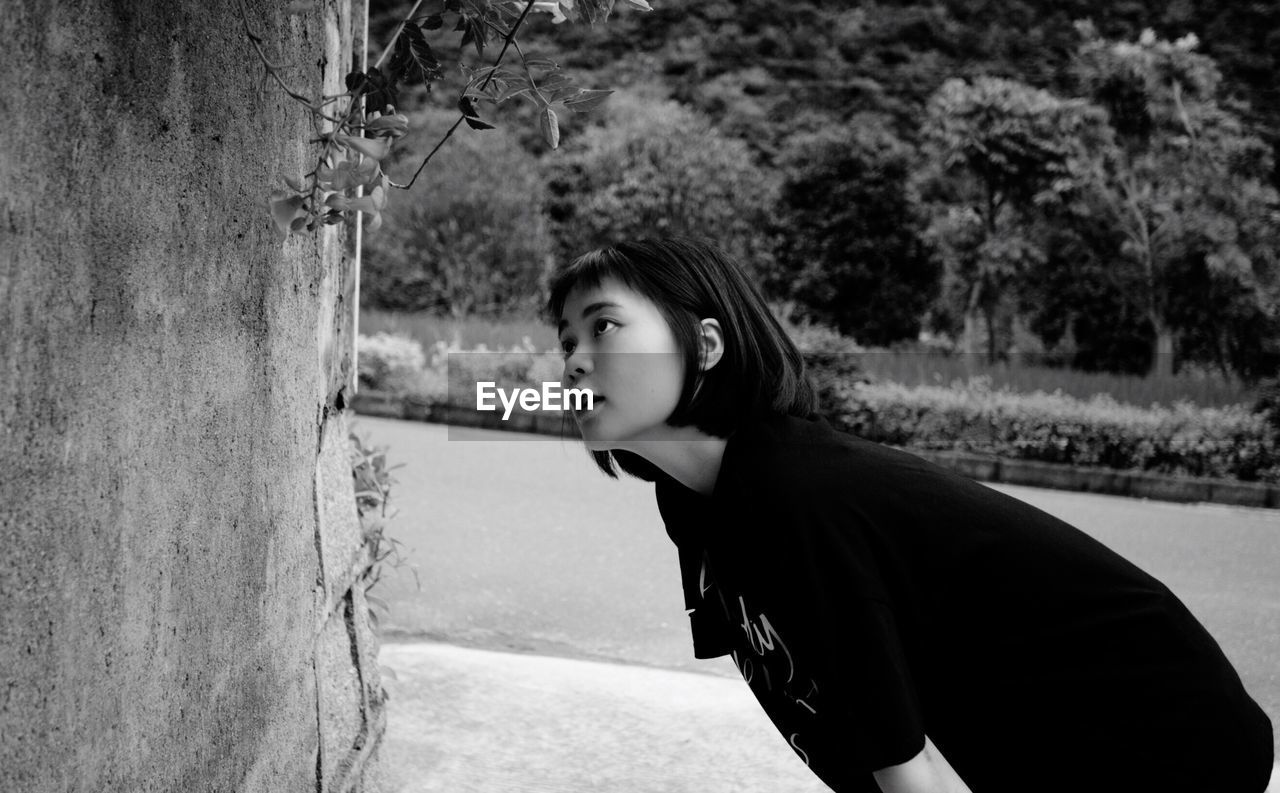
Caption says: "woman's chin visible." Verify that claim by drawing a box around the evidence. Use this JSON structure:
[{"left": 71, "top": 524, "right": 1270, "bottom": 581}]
[
  {"left": 579, "top": 426, "right": 617, "bottom": 451},
  {"left": 578, "top": 425, "right": 623, "bottom": 452}
]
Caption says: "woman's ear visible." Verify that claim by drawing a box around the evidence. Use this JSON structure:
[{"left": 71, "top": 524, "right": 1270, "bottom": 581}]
[{"left": 697, "top": 318, "right": 725, "bottom": 372}]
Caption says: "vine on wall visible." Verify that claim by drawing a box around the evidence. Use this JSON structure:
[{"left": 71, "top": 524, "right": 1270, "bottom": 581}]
[{"left": 349, "top": 430, "right": 412, "bottom": 633}]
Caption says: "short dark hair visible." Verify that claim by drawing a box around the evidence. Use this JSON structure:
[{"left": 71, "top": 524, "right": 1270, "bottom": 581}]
[{"left": 545, "top": 236, "right": 817, "bottom": 480}]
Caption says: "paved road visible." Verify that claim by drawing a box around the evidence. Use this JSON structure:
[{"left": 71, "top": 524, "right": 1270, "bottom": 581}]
[{"left": 352, "top": 415, "right": 1280, "bottom": 755}]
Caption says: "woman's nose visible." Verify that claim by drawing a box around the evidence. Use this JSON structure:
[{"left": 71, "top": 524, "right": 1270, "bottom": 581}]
[{"left": 563, "top": 348, "right": 592, "bottom": 386}]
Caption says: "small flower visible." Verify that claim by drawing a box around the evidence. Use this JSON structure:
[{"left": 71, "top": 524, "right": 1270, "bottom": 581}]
[
  {"left": 326, "top": 185, "right": 387, "bottom": 230},
  {"left": 335, "top": 132, "right": 392, "bottom": 161},
  {"left": 531, "top": 1, "right": 568, "bottom": 24},
  {"left": 317, "top": 155, "right": 380, "bottom": 192},
  {"left": 269, "top": 189, "right": 308, "bottom": 242},
  {"left": 363, "top": 113, "right": 410, "bottom": 139}
]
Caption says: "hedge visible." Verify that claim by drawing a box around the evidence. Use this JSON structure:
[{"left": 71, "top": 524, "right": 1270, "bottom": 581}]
[{"left": 824, "top": 378, "right": 1280, "bottom": 483}]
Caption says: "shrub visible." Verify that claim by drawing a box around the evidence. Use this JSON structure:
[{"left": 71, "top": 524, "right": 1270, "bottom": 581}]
[
  {"left": 357, "top": 332, "right": 427, "bottom": 393},
  {"left": 429, "top": 336, "right": 563, "bottom": 407},
  {"left": 778, "top": 315, "right": 872, "bottom": 415},
  {"left": 1253, "top": 375, "right": 1280, "bottom": 434},
  {"left": 827, "top": 378, "right": 1280, "bottom": 482}
]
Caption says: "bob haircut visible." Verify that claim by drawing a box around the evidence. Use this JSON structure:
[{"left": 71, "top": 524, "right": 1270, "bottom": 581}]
[{"left": 545, "top": 236, "right": 818, "bottom": 481}]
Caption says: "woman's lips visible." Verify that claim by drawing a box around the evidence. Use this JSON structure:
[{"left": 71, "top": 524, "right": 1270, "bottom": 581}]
[{"left": 574, "top": 395, "right": 604, "bottom": 417}]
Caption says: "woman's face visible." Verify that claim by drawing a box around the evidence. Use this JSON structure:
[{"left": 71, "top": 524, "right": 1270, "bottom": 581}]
[{"left": 557, "top": 277, "right": 687, "bottom": 451}]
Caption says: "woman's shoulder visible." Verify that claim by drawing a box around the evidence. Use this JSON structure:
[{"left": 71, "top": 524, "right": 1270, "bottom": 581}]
[
  {"left": 720, "top": 412, "right": 938, "bottom": 501},
  {"left": 717, "top": 413, "right": 1027, "bottom": 541}
]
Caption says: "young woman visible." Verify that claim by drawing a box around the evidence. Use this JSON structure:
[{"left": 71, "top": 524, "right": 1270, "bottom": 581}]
[{"left": 549, "top": 237, "right": 1274, "bottom": 793}]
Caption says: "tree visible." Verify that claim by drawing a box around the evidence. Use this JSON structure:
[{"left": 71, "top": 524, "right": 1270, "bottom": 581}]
[
  {"left": 1018, "top": 216, "right": 1157, "bottom": 374},
  {"left": 545, "top": 89, "right": 779, "bottom": 275},
  {"left": 1070, "top": 23, "right": 1280, "bottom": 378},
  {"left": 917, "top": 75, "right": 1106, "bottom": 362},
  {"left": 361, "top": 108, "right": 555, "bottom": 317},
  {"left": 771, "top": 117, "right": 940, "bottom": 346}
]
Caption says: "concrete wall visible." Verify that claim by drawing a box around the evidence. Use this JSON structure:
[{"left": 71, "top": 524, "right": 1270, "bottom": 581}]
[{"left": 0, "top": 1, "right": 386, "bottom": 790}]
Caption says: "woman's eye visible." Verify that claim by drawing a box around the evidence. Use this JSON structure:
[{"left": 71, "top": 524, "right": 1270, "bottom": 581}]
[
  {"left": 593, "top": 318, "right": 616, "bottom": 336},
  {"left": 560, "top": 338, "right": 576, "bottom": 356}
]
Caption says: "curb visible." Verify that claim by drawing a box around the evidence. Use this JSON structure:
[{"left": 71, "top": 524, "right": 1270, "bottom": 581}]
[
  {"left": 907, "top": 450, "right": 1278, "bottom": 509},
  {"left": 350, "top": 390, "right": 1280, "bottom": 510}
]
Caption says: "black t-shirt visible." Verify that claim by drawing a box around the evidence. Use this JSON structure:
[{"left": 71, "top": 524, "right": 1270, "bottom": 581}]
[{"left": 655, "top": 412, "right": 1274, "bottom": 793}]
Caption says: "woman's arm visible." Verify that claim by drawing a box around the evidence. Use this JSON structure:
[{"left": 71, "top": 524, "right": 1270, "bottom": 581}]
[{"left": 872, "top": 735, "right": 973, "bottom": 793}]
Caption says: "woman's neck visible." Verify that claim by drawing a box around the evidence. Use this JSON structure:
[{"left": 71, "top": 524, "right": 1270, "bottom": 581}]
[{"left": 621, "top": 426, "right": 729, "bottom": 496}]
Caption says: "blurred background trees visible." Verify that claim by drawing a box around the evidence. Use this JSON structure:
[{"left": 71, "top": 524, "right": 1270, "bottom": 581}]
[
  {"left": 361, "top": 108, "right": 555, "bottom": 317},
  {"left": 770, "top": 117, "right": 939, "bottom": 346},
  {"left": 1068, "top": 23, "right": 1280, "bottom": 378},
  {"left": 544, "top": 89, "right": 780, "bottom": 276},
  {"left": 361, "top": 0, "right": 1280, "bottom": 384}
]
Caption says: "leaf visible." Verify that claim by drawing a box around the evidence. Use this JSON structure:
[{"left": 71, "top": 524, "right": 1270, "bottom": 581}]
[
  {"left": 465, "top": 116, "right": 496, "bottom": 131},
  {"left": 570, "top": 0, "right": 613, "bottom": 24},
  {"left": 540, "top": 106, "right": 560, "bottom": 149},
  {"left": 420, "top": 13, "right": 443, "bottom": 30},
  {"left": 458, "top": 95, "right": 480, "bottom": 118},
  {"left": 463, "top": 65, "right": 506, "bottom": 85},
  {"left": 495, "top": 84, "right": 533, "bottom": 103},
  {"left": 539, "top": 71, "right": 572, "bottom": 92},
  {"left": 349, "top": 66, "right": 399, "bottom": 115},
  {"left": 457, "top": 13, "right": 489, "bottom": 57},
  {"left": 563, "top": 88, "right": 613, "bottom": 113},
  {"left": 549, "top": 85, "right": 579, "bottom": 104},
  {"left": 393, "top": 22, "right": 443, "bottom": 84},
  {"left": 621, "top": 0, "right": 651, "bottom": 9}
]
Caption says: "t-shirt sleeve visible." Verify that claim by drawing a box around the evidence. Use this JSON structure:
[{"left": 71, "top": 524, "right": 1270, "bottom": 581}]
[
  {"left": 828, "top": 597, "right": 927, "bottom": 772},
  {"left": 750, "top": 487, "right": 928, "bottom": 774}
]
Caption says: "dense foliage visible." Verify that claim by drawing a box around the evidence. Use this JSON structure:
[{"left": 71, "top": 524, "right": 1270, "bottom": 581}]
[
  {"left": 771, "top": 120, "right": 940, "bottom": 345},
  {"left": 362, "top": 109, "right": 555, "bottom": 316},
  {"left": 363, "top": 0, "right": 1280, "bottom": 381},
  {"left": 544, "top": 91, "right": 780, "bottom": 273}
]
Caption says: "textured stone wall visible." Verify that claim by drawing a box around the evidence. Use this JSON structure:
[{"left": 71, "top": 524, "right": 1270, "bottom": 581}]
[{"left": 0, "top": 1, "right": 386, "bottom": 790}]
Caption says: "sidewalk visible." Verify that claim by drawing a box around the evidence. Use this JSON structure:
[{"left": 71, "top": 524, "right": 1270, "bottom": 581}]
[
  {"left": 374, "top": 641, "right": 1280, "bottom": 793},
  {"left": 374, "top": 641, "right": 829, "bottom": 793}
]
